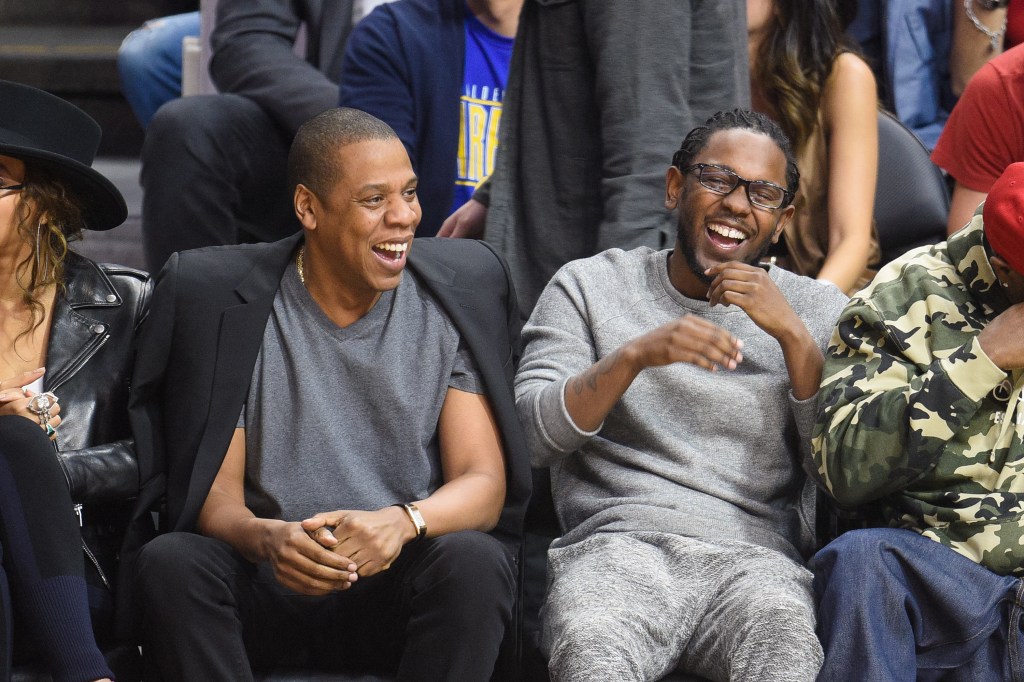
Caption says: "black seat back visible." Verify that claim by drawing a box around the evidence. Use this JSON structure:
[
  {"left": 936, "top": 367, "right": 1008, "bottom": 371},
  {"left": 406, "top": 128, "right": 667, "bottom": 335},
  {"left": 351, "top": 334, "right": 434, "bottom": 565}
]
[{"left": 874, "top": 110, "right": 950, "bottom": 265}]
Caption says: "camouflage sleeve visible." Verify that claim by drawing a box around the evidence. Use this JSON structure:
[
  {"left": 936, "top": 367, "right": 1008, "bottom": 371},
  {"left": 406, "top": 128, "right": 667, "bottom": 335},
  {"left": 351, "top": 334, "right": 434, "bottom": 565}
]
[{"left": 812, "top": 296, "right": 1006, "bottom": 506}]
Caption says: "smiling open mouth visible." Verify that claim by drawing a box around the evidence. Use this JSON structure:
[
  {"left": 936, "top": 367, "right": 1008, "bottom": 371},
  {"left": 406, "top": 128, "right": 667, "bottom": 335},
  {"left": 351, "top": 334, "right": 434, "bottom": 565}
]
[
  {"left": 706, "top": 223, "right": 747, "bottom": 249},
  {"left": 372, "top": 241, "right": 408, "bottom": 262}
]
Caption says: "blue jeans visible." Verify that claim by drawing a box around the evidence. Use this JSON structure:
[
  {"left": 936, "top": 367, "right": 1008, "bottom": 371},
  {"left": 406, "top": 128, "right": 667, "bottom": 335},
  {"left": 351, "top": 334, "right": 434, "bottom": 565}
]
[
  {"left": 811, "top": 528, "right": 1024, "bottom": 681},
  {"left": 117, "top": 11, "right": 200, "bottom": 128}
]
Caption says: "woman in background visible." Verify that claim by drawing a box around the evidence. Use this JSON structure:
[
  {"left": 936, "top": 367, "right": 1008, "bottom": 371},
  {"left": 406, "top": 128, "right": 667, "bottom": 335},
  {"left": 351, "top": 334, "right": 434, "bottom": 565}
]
[
  {"left": 748, "top": 0, "right": 879, "bottom": 294},
  {"left": 0, "top": 80, "right": 150, "bottom": 682}
]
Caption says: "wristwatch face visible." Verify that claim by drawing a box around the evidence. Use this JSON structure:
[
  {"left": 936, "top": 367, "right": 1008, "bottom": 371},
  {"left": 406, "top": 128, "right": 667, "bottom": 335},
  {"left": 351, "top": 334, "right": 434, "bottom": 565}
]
[{"left": 404, "top": 503, "right": 427, "bottom": 537}]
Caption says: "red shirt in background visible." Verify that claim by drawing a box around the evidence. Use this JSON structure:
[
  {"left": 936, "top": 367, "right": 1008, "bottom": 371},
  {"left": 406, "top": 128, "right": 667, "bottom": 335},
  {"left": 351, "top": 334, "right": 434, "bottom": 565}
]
[
  {"left": 1007, "top": 0, "right": 1024, "bottom": 48},
  {"left": 932, "top": 43, "right": 1024, "bottom": 191}
]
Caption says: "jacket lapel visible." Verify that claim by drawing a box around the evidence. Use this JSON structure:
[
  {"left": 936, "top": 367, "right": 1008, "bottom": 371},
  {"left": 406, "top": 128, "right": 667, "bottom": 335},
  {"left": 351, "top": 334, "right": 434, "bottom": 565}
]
[
  {"left": 181, "top": 236, "right": 302, "bottom": 528},
  {"left": 407, "top": 240, "right": 529, "bottom": 544},
  {"left": 44, "top": 255, "right": 121, "bottom": 393},
  {"left": 407, "top": 245, "right": 513, "bottom": 392}
]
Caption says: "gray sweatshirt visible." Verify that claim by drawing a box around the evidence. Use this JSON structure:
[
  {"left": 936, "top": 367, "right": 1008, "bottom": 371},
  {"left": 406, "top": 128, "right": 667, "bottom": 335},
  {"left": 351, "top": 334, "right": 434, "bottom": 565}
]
[{"left": 515, "top": 248, "right": 849, "bottom": 561}]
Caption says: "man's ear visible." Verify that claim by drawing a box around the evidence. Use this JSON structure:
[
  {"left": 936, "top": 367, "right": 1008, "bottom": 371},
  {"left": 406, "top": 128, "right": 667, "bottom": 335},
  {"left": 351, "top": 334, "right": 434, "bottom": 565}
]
[
  {"left": 990, "top": 253, "right": 1024, "bottom": 302},
  {"left": 771, "top": 204, "right": 796, "bottom": 243},
  {"left": 665, "top": 166, "right": 684, "bottom": 209},
  {"left": 294, "top": 184, "right": 318, "bottom": 231},
  {"left": 991, "top": 254, "right": 1015, "bottom": 288}
]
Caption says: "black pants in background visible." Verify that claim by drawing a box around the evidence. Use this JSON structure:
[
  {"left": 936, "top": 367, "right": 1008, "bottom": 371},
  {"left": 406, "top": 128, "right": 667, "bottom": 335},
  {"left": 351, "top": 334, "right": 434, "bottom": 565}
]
[{"left": 140, "top": 94, "right": 299, "bottom": 273}]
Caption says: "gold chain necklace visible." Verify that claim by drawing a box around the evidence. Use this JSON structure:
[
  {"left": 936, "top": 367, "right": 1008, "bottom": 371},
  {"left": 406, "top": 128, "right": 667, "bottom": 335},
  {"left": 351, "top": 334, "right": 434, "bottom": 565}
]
[{"left": 296, "top": 246, "right": 306, "bottom": 286}]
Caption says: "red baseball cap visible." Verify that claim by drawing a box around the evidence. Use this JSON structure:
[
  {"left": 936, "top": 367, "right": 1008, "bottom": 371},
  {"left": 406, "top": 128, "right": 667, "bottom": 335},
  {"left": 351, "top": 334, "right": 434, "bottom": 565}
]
[{"left": 984, "top": 162, "right": 1024, "bottom": 276}]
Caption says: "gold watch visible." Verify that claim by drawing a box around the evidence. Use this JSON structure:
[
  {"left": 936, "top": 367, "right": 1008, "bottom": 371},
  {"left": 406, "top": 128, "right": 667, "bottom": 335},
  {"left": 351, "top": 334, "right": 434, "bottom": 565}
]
[{"left": 396, "top": 502, "right": 427, "bottom": 541}]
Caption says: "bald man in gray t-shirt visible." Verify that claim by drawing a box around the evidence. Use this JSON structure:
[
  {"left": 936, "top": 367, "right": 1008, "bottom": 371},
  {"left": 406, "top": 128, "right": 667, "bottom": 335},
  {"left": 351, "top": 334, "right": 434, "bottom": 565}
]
[
  {"left": 133, "top": 111, "right": 521, "bottom": 681},
  {"left": 240, "top": 262, "right": 482, "bottom": 522}
]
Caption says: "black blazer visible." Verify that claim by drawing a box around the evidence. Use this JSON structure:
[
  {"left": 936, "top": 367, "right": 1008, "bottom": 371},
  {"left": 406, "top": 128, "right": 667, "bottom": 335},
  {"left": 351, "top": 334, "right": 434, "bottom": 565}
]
[{"left": 125, "top": 234, "right": 530, "bottom": 567}]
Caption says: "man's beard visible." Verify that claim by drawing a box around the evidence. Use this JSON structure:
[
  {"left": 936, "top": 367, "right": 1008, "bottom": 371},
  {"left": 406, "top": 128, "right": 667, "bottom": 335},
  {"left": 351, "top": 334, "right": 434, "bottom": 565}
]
[{"left": 677, "top": 212, "right": 775, "bottom": 286}]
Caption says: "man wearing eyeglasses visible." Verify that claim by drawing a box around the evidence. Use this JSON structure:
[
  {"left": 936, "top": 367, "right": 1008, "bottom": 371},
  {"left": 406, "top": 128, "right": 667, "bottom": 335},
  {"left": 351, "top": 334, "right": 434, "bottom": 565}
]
[{"left": 515, "top": 109, "right": 849, "bottom": 681}]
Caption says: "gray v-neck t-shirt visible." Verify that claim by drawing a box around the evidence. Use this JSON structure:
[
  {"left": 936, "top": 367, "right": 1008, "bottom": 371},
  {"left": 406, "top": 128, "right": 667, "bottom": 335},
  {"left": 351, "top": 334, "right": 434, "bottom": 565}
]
[{"left": 239, "top": 261, "right": 482, "bottom": 522}]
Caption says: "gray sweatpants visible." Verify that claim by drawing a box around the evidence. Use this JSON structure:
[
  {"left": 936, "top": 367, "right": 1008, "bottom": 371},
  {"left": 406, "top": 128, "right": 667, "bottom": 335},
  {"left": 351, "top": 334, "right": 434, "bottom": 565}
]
[{"left": 542, "top": 531, "right": 822, "bottom": 682}]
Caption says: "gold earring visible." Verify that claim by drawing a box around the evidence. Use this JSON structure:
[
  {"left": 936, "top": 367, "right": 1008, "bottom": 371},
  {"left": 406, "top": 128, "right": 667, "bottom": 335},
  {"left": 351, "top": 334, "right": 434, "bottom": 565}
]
[{"left": 34, "top": 222, "right": 43, "bottom": 278}]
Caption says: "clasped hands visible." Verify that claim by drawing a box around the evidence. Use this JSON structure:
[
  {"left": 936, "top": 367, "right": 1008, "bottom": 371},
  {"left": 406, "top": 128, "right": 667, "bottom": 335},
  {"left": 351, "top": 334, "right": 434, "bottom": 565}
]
[{"left": 264, "top": 506, "right": 416, "bottom": 596}]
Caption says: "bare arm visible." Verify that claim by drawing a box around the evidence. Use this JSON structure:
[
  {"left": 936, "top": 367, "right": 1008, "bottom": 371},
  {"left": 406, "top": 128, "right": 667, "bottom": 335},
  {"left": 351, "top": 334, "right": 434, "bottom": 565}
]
[
  {"left": 816, "top": 53, "right": 879, "bottom": 293},
  {"left": 421, "top": 387, "right": 507, "bottom": 533},
  {"left": 947, "top": 182, "right": 987, "bottom": 234},
  {"left": 303, "top": 387, "right": 507, "bottom": 576},
  {"left": 951, "top": 0, "right": 1008, "bottom": 96},
  {"left": 197, "top": 428, "right": 358, "bottom": 595}
]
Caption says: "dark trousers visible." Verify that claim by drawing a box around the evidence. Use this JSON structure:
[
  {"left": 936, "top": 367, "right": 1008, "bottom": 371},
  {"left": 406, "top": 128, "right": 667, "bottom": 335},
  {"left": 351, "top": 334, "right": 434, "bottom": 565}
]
[
  {"left": 812, "top": 528, "right": 1024, "bottom": 681},
  {"left": 140, "top": 94, "right": 300, "bottom": 272},
  {"left": 135, "top": 529, "right": 515, "bottom": 681},
  {"left": 0, "top": 415, "right": 111, "bottom": 682}
]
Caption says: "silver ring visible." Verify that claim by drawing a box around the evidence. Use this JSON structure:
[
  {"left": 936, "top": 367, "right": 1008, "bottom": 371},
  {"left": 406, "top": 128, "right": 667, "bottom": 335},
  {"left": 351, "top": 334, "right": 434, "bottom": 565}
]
[{"left": 26, "top": 392, "right": 58, "bottom": 415}]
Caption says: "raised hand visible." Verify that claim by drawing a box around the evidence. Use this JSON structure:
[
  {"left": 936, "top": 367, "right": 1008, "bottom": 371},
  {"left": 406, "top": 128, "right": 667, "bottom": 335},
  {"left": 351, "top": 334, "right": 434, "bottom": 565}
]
[
  {"left": 705, "top": 262, "right": 801, "bottom": 340},
  {"left": 978, "top": 302, "right": 1024, "bottom": 370},
  {"left": 705, "top": 261, "right": 824, "bottom": 400}
]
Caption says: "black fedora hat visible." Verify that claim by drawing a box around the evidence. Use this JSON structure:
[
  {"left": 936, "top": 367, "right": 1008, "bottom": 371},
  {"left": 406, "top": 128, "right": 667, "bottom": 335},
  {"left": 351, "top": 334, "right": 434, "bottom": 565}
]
[{"left": 0, "top": 79, "right": 127, "bottom": 231}]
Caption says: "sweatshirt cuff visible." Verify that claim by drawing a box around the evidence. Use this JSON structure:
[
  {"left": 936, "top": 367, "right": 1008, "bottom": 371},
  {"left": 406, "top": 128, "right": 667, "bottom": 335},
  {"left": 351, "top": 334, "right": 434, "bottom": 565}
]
[
  {"left": 535, "top": 377, "right": 603, "bottom": 452},
  {"left": 942, "top": 336, "right": 1006, "bottom": 403},
  {"left": 788, "top": 390, "right": 819, "bottom": 443}
]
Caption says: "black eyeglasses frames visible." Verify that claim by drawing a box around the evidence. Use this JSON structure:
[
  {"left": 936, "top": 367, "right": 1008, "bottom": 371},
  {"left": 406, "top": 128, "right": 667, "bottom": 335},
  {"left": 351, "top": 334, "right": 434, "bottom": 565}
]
[{"left": 679, "top": 163, "right": 791, "bottom": 210}]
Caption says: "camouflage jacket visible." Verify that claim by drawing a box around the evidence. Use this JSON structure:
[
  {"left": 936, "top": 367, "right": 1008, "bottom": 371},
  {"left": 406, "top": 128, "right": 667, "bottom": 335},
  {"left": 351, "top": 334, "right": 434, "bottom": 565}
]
[{"left": 813, "top": 216, "right": 1024, "bottom": 575}]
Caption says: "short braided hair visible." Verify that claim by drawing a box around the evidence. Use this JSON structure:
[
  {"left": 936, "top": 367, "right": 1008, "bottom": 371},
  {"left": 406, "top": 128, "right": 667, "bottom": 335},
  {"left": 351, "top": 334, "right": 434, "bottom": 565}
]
[{"left": 671, "top": 109, "right": 800, "bottom": 206}]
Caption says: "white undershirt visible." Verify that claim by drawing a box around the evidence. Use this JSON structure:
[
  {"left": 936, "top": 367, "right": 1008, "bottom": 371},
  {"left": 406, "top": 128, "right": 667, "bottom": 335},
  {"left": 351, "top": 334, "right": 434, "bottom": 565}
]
[{"left": 22, "top": 376, "right": 43, "bottom": 394}]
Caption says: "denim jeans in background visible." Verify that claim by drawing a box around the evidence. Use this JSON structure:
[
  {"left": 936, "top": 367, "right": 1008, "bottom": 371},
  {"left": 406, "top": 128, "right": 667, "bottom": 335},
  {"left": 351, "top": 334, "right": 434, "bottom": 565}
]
[
  {"left": 117, "top": 12, "right": 200, "bottom": 128},
  {"left": 811, "top": 527, "right": 1024, "bottom": 681}
]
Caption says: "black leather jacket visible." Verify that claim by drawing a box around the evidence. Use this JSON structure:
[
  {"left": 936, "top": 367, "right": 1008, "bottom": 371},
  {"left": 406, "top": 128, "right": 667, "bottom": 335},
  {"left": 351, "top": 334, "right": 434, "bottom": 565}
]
[{"left": 45, "top": 253, "right": 151, "bottom": 587}]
